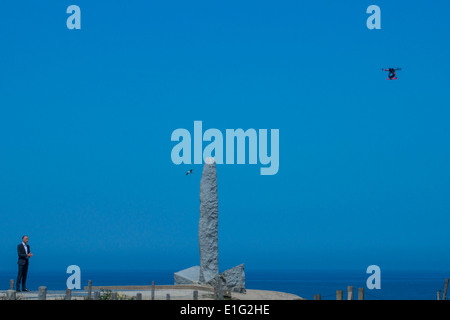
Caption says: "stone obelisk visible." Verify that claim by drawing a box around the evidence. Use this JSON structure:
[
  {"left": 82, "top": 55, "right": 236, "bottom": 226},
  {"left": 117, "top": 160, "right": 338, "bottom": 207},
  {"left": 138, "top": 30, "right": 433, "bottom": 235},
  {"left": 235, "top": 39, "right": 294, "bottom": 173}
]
[{"left": 198, "top": 157, "right": 219, "bottom": 284}]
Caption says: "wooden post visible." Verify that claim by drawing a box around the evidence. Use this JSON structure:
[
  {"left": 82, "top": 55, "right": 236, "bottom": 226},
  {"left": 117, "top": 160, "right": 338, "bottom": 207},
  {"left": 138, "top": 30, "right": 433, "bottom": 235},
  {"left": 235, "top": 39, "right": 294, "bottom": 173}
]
[
  {"left": 193, "top": 290, "right": 198, "bottom": 300},
  {"left": 166, "top": 294, "right": 170, "bottom": 300},
  {"left": 443, "top": 279, "right": 449, "bottom": 300},
  {"left": 358, "top": 288, "right": 364, "bottom": 300},
  {"left": 94, "top": 291, "right": 100, "bottom": 300},
  {"left": 437, "top": 290, "right": 441, "bottom": 300},
  {"left": 151, "top": 281, "right": 155, "bottom": 300},
  {"left": 6, "top": 290, "right": 16, "bottom": 300},
  {"left": 347, "top": 286, "right": 353, "bottom": 300},
  {"left": 10, "top": 279, "right": 14, "bottom": 290},
  {"left": 65, "top": 288, "right": 72, "bottom": 300},
  {"left": 314, "top": 294, "right": 321, "bottom": 300},
  {"left": 38, "top": 286, "right": 47, "bottom": 300},
  {"left": 336, "top": 290, "right": 343, "bottom": 300},
  {"left": 136, "top": 293, "right": 142, "bottom": 300},
  {"left": 87, "top": 280, "right": 92, "bottom": 299}
]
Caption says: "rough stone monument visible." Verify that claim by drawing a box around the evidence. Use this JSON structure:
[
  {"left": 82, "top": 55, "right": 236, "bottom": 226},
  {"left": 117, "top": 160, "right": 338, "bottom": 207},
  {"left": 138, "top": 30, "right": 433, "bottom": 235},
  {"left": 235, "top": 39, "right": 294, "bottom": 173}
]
[
  {"left": 174, "top": 157, "right": 245, "bottom": 293},
  {"left": 199, "top": 157, "right": 219, "bottom": 283}
]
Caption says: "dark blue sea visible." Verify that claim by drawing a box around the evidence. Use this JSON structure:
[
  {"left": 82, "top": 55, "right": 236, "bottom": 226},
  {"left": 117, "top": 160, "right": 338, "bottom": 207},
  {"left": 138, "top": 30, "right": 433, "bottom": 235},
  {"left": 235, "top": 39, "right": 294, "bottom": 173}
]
[{"left": 1, "top": 269, "right": 448, "bottom": 300}]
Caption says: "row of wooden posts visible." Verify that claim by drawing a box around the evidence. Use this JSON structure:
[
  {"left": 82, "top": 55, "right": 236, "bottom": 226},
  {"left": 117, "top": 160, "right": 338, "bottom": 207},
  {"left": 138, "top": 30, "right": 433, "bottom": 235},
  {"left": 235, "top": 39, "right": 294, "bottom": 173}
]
[
  {"left": 5, "top": 279, "right": 203, "bottom": 300},
  {"left": 313, "top": 286, "right": 366, "bottom": 300},
  {"left": 314, "top": 278, "right": 449, "bottom": 300},
  {"left": 6, "top": 278, "right": 449, "bottom": 301}
]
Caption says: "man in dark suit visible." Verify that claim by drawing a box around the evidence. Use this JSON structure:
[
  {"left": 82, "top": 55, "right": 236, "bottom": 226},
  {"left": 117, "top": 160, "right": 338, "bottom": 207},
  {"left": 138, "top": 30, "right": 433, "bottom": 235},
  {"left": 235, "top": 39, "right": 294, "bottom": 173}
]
[{"left": 17, "top": 235, "right": 33, "bottom": 292}]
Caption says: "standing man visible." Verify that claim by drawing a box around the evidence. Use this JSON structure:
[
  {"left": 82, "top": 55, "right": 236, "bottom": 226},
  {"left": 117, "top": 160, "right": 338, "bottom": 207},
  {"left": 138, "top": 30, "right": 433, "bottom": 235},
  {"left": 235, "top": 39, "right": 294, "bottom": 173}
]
[{"left": 17, "top": 235, "right": 33, "bottom": 292}]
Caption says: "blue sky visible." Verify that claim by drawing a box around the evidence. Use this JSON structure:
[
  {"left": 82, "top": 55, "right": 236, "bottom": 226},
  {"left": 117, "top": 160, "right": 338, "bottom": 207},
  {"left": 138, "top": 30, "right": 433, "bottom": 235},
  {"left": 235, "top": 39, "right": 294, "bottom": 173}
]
[{"left": 1, "top": 1, "right": 450, "bottom": 275}]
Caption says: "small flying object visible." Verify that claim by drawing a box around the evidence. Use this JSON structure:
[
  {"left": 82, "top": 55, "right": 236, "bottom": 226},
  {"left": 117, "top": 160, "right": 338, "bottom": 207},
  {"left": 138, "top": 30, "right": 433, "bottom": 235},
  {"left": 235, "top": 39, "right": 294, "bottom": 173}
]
[
  {"left": 382, "top": 67, "right": 401, "bottom": 80},
  {"left": 186, "top": 169, "right": 194, "bottom": 176}
]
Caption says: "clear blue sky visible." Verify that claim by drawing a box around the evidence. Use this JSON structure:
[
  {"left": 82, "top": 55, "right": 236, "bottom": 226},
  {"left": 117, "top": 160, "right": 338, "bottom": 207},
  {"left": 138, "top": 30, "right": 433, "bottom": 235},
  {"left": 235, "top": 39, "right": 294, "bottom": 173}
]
[{"left": 1, "top": 1, "right": 449, "bottom": 274}]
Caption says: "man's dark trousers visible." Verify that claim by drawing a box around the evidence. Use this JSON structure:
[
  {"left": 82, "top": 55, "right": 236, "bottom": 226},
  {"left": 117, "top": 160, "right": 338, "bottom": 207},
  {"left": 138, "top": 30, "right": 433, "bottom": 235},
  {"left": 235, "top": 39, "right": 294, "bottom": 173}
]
[{"left": 17, "top": 261, "right": 29, "bottom": 290}]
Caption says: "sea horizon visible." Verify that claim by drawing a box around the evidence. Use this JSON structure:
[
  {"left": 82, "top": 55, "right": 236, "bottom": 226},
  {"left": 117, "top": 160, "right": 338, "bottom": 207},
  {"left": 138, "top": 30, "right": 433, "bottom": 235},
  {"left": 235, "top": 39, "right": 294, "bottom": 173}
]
[{"left": 1, "top": 268, "right": 448, "bottom": 300}]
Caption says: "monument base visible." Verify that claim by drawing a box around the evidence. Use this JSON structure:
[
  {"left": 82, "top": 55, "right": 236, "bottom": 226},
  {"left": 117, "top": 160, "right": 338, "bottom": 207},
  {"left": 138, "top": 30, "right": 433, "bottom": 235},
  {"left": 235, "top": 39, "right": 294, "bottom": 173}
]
[
  {"left": 174, "top": 264, "right": 246, "bottom": 293},
  {"left": 174, "top": 266, "right": 200, "bottom": 285}
]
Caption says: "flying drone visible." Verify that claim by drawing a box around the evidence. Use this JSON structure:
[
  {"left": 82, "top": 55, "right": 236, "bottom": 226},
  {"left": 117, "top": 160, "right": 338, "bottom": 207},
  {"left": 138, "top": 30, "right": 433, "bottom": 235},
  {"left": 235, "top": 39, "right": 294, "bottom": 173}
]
[{"left": 382, "top": 67, "right": 401, "bottom": 80}]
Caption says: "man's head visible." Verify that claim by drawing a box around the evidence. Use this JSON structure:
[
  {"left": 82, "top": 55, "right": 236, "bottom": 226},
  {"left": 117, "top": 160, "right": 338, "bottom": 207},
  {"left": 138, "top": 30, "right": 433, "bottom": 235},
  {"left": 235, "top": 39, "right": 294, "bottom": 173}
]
[{"left": 22, "top": 235, "right": 29, "bottom": 244}]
